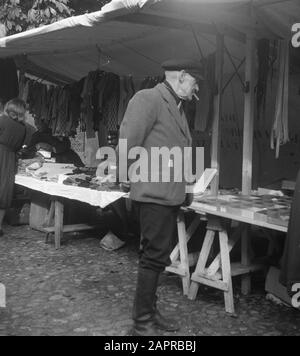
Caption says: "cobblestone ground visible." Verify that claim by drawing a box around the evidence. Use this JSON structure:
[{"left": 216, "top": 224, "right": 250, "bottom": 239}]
[{"left": 0, "top": 224, "right": 299, "bottom": 336}]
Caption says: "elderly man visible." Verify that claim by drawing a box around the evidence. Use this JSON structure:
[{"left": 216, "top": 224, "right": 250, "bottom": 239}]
[{"left": 119, "top": 59, "right": 204, "bottom": 336}]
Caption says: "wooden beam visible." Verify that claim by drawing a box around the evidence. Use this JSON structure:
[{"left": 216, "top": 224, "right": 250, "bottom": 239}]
[
  {"left": 44, "top": 224, "right": 97, "bottom": 234},
  {"left": 241, "top": 35, "right": 256, "bottom": 300},
  {"left": 191, "top": 275, "right": 229, "bottom": 292},
  {"left": 211, "top": 34, "right": 224, "bottom": 196},
  {"left": 242, "top": 36, "right": 256, "bottom": 195}
]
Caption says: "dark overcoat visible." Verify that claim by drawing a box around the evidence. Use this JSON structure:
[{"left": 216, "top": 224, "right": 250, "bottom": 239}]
[
  {"left": 119, "top": 83, "right": 192, "bottom": 206},
  {"left": 280, "top": 170, "right": 300, "bottom": 293},
  {"left": 0, "top": 114, "right": 26, "bottom": 209}
]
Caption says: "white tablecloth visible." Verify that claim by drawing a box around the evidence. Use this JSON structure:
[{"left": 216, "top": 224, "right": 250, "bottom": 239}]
[{"left": 15, "top": 175, "right": 126, "bottom": 208}]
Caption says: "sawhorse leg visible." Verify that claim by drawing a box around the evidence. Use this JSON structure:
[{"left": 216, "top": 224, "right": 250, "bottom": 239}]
[
  {"left": 188, "top": 216, "right": 236, "bottom": 314},
  {"left": 45, "top": 200, "right": 55, "bottom": 244},
  {"left": 166, "top": 211, "right": 201, "bottom": 295},
  {"left": 44, "top": 198, "right": 98, "bottom": 249},
  {"left": 219, "top": 230, "right": 234, "bottom": 313},
  {"left": 54, "top": 198, "right": 64, "bottom": 250},
  {"left": 241, "top": 226, "right": 251, "bottom": 295},
  {"left": 45, "top": 199, "right": 55, "bottom": 227}
]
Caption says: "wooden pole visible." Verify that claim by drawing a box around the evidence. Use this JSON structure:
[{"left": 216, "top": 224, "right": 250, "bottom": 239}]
[
  {"left": 211, "top": 34, "right": 224, "bottom": 196},
  {"left": 242, "top": 36, "right": 256, "bottom": 195},
  {"left": 241, "top": 35, "right": 256, "bottom": 295}
]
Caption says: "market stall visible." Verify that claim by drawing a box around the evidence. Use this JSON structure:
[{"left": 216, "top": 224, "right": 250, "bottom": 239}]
[
  {"left": 15, "top": 159, "right": 126, "bottom": 248},
  {"left": 0, "top": 0, "right": 299, "bottom": 311},
  {"left": 99, "top": 0, "right": 298, "bottom": 311},
  {"left": 189, "top": 193, "right": 289, "bottom": 313},
  {"left": 15, "top": 173, "right": 126, "bottom": 249}
]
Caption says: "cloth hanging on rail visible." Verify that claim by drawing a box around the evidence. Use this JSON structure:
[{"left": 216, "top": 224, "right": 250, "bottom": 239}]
[
  {"left": 19, "top": 69, "right": 164, "bottom": 142},
  {"left": 80, "top": 70, "right": 120, "bottom": 141},
  {"left": 20, "top": 76, "right": 83, "bottom": 137},
  {"left": 66, "top": 79, "right": 84, "bottom": 135},
  {"left": 194, "top": 53, "right": 216, "bottom": 132},
  {"left": 270, "top": 40, "right": 290, "bottom": 159},
  {"left": 19, "top": 73, "right": 29, "bottom": 103},
  {"left": 139, "top": 76, "right": 162, "bottom": 91},
  {"left": 81, "top": 71, "right": 98, "bottom": 138},
  {"left": 118, "top": 76, "right": 135, "bottom": 125},
  {"left": 95, "top": 72, "right": 120, "bottom": 131}
]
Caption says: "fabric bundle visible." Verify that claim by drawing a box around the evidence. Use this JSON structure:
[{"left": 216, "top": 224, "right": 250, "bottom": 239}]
[
  {"left": 270, "top": 40, "right": 290, "bottom": 159},
  {"left": 19, "top": 71, "right": 163, "bottom": 142}
]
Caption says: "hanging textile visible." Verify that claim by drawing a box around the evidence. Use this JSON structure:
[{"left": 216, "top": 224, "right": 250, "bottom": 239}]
[
  {"left": 79, "top": 70, "right": 120, "bottom": 142},
  {"left": 19, "top": 73, "right": 29, "bottom": 102},
  {"left": 194, "top": 53, "right": 216, "bottom": 132},
  {"left": 19, "top": 69, "right": 165, "bottom": 142},
  {"left": 118, "top": 76, "right": 135, "bottom": 125},
  {"left": 20, "top": 76, "right": 83, "bottom": 137},
  {"left": 68, "top": 79, "right": 84, "bottom": 135},
  {"left": 256, "top": 39, "right": 271, "bottom": 121},
  {"left": 183, "top": 100, "right": 196, "bottom": 130},
  {"left": 270, "top": 40, "right": 290, "bottom": 159},
  {"left": 93, "top": 71, "right": 120, "bottom": 147},
  {"left": 96, "top": 72, "right": 120, "bottom": 132},
  {"left": 139, "top": 76, "right": 162, "bottom": 91},
  {"left": 81, "top": 71, "right": 99, "bottom": 139}
]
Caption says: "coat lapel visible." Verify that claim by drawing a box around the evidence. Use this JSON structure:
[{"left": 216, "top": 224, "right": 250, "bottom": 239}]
[{"left": 156, "top": 84, "right": 191, "bottom": 143}]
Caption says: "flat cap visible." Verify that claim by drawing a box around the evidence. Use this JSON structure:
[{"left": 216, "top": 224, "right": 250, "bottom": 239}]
[{"left": 162, "top": 58, "right": 204, "bottom": 81}]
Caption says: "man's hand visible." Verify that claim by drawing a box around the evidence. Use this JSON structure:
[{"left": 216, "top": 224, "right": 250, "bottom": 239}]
[
  {"left": 120, "top": 181, "right": 131, "bottom": 193},
  {"left": 184, "top": 193, "right": 194, "bottom": 207}
]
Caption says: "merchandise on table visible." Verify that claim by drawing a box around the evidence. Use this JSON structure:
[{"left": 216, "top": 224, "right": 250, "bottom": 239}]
[{"left": 17, "top": 161, "right": 121, "bottom": 192}]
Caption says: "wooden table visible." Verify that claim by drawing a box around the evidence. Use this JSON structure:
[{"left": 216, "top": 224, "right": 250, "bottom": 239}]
[
  {"left": 15, "top": 175, "right": 126, "bottom": 249},
  {"left": 167, "top": 193, "right": 290, "bottom": 313}
]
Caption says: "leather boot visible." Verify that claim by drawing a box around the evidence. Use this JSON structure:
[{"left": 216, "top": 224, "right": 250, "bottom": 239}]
[
  {"left": 153, "top": 295, "right": 180, "bottom": 332},
  {"left": 130, "top": 268, "right": 160, "bottom": 336},
  {"left": 129, "top": 318, "right": 158, "bottom": 336}
]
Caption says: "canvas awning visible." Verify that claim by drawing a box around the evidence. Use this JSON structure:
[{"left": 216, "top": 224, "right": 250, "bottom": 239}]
[
  {"left": 0, "top": 0, "right": 298, "bottom": 82},
  {"left": 102, "top": 0, "right": 300, "bottom": 39}
]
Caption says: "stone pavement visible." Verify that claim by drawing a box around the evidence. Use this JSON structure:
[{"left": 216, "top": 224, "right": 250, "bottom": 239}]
[{"left": 0, "top": 224, "right": 299, "bottom": 336}]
